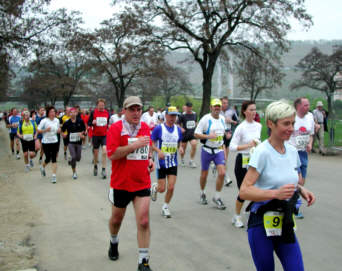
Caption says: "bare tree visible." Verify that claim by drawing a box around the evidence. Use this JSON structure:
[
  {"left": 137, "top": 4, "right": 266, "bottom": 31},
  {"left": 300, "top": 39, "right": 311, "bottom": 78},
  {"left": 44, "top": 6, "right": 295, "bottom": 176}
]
[
  {"left": 0, "top": 0, "right": 68, "bottom": 99},
  {"left": 291, "top": 46, "right": 342, "bottom": 120},
  {"left": 81, "top": 11, "right": 164, "bottom": 108},
  {"left": 235, "top": 45, "right": 285, "bottom": 101},
  {"left": 115, "top": 0, "right": 312, "bottom": 117}
]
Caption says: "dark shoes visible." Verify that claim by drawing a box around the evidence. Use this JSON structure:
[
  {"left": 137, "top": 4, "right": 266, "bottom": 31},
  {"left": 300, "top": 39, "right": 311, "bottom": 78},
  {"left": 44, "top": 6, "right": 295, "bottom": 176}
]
[
  {"left": 108, "top": 242, "right": 119, "bottom": 261},
  {"left": 138, "top": 258, "right": 152, "bottom": 271}
]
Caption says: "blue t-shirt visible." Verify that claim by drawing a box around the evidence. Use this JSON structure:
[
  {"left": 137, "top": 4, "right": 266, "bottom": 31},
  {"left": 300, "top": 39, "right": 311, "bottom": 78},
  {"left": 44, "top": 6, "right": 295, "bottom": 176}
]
[
  {"left": 9, "top": 115, "right": 21, "bottom": 134},
  {"left": 249, "top": 140, "right": 301, "bottom": 190},
  {"left": 151, "top": 124, "right": 182, "bottom": 169},
  {"left": 35, "top": 116, "right": 45, "bottom": 139}
]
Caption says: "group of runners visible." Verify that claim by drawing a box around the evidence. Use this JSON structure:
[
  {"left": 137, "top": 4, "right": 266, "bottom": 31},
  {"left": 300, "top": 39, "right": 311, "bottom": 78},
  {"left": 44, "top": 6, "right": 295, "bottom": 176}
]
[{"left": 2, "top": 95, "right": 318, "bottom": 271}]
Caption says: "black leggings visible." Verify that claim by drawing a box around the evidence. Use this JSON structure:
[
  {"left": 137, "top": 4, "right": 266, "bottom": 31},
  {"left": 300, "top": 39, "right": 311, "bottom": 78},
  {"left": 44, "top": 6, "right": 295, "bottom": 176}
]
[
  {"left": 42, "top": 143, "right": 59, "bottom": 164},
  {"left": 234, "top": 153, "right": 247, "bottom": 203}
]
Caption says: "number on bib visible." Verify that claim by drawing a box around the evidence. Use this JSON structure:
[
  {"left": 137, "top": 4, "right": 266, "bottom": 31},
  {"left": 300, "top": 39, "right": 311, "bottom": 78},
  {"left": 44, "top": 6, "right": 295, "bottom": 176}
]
[
  {"left": 242, "top": 153, "right": 250, "bottom": 168},
  {"left": 263, "top": 211, "right": 296, "bottom": 237},
  {"left": 127, "top": 138, "right": 149, "bottom": 160},
  {"left": 69, "top": 132, "right": 80, "bottom": 142},
  {"left": 23, "top": 134, "right": 33, "bottom": 141},
  {"left": 96, "top": 117, "right": 107, "bottom": 127}
]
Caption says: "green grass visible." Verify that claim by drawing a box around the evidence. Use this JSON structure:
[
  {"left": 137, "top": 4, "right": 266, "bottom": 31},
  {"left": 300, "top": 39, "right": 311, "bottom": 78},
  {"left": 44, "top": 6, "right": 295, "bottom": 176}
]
[{"left": 259, "top": 117, "right": 342, "bottom": 147}]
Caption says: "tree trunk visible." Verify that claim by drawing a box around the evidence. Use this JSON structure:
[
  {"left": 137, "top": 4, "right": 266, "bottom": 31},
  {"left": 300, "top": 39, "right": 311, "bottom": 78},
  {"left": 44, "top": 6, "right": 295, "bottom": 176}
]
[{"left": 199, "top": 60, "right": 216, "bottom": 118}]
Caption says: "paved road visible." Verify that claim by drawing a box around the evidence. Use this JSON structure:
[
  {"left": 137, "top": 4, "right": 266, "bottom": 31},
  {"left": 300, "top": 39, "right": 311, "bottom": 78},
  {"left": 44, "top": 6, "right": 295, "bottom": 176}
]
[{"left": 2, "top": 123, "right": 342, "bottom": 271}]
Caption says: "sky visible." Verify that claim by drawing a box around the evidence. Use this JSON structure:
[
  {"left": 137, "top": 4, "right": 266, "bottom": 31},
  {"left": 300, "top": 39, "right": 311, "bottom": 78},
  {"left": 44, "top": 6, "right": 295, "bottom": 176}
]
[{"left": 49, "top": 0, "right": 342, "bottom": 41}]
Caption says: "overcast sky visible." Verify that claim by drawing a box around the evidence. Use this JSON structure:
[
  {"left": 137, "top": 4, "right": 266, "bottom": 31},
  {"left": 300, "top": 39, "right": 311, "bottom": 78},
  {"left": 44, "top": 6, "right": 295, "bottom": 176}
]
[{"left": 49, "top": 0, "right": 342, "bottom": 41}]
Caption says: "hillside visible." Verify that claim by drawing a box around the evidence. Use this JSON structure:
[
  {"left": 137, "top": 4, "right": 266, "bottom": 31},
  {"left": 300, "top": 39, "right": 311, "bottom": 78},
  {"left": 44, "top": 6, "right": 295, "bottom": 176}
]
[{"left": 166, "top": 40, "right": 342, "bottom": 100}]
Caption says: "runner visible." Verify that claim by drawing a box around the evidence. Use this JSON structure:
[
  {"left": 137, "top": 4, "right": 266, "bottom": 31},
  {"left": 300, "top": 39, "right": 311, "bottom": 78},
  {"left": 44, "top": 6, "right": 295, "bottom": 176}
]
[
  {"left": 62, "top": 108, "right": 86, "bottom": 179},
  {"left": 17, "top": 111, "right": 38, "bottom": 172},
  {"left": 8, "top": 108, "right": 21, "bottom": 159},
  {"left": 194, "top": 99, "right": 229, "bottom": 209},
  {"left": 229, "top": 101, "right": 262, "bottom": 228},
  {"left": 178, "top": 102, "right": 198, "bottom": 168},
  {"left": 106, "top": 96, "right": 154, "bottom": 270},
  {"left": 141, "top": 106, "right": 158, "bottom": 131},
  {"left": 288, "top": 97, "right": 315, "bottom": 219},
  {"left": 88, "top": 99, "right": 110, "bottom": 179},
  {"left": 221, "top": 96, "right": 238, "bottom": 186},
  {"left": 109, "top": 108, "right": 124, "bottom": 126},
  {"left": 150, "top": 106, "right": 183, "bottom": 218},
  {"left": 240, "top": 100, "right": 315, "bottom": 271},
  {"left": 60, "top": 107, "right": 71, "bottom": 161},
  {"left": 35, "top": 107, "right": 46, "bottom": 164},
  {"left": 38, "top": 106, "right": 61, "bottom": 183}
]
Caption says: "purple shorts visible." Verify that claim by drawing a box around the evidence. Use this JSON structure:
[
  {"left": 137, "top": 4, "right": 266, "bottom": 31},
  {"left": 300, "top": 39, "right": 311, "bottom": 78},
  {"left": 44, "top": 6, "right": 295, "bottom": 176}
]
[{"left": 201, "top": 148, "right": 225, "bottom": 171}]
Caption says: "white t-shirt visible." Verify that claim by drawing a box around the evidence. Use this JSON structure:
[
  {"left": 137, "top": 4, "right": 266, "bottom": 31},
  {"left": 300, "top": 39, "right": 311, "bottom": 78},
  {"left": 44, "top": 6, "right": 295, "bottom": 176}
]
[
  {"left": 109, "top": 114, "right": 123, "bottom": 125},
  {"left": 195, "top": 113, "right": 227, "bottom": 153},
  {"left": 249, "top": 140, "right": 301, "bottom": 190},
  {"left": 221, "top": 108, "right": 237, "bottom": 130},
  {"left": 141, "top": 112, "right": 158, "bottom": 128},
  {"left": 288, "top": 112, "right": 315, "bottom": 151},
  {"left": 229, "top": 120, "right": 262, "bottom": 154},
  {"left": 38, "top": 118, "right": 60, "bottom": 144}
]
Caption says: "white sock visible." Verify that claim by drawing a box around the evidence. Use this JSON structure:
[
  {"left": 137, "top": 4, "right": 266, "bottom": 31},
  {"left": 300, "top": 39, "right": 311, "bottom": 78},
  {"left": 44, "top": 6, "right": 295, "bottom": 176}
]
[
  {"left": 110, "top": 234, "right": 118, "bottom": 244},
  {"left": 138, "top": 248, "right": 149, "bottom": 264},
  {"left": 52, "top": 174, "right": 56, "bottom": 177},
  {"left": 162, "top": 203, "right": 168, "bottom": 209},
  {"left": 26, "top": 164, "right": 30, "bottom": 167},
  {"left": 200, "top": 190, "right": 205, "bottom": 195},
  {"left": 215, "top": 191, "right": 221, "bottom": 200}
]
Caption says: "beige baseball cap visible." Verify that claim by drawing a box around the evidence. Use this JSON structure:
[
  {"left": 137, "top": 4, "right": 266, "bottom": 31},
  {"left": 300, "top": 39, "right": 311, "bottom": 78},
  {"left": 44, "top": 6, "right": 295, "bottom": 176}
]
[{"left": 123, "top": 96, "right": 143, "bottom": 109}]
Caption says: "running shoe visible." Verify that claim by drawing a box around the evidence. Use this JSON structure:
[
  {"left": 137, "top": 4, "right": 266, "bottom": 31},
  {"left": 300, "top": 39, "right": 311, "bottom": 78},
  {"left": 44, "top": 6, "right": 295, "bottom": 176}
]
[
  {"left": 232, "top": 215, "right": 244, "bottom": 228},
  {"left": 137, "top": 258, "right": 152, "bottom": 271},
  {"left": 180, "top": 159, "right": 185, "bottom": 167},
  {"left": 25, "top": 165, "right": 31, "bottom": 173},
  {"left": 224, "top": 175, "right": 233, "bottom": 187},
  {"left": 212, "top": 197, "right": 226, "bottom": 210},
  {"left": 101, "top": 169, "right": 106, "bottom": 179},
  {"left": 161, "top": 206, "right": 171, "bottom": 218},
  {"left": 108, "top": 241, "right": 119, "bottom": 261},
  {"left": 72, "top": 172, "right": 78, "bottom": 180},
  {"left": 189, "top": 160, "right": 197, "bottom": 168},
  {"left": 93, "top": 165, "right": 98, "bottom": 176},
  {"left": 295, "top": 212, "right": 304, "bottom": 219},
  {"left": 200, "top": 193, "right": 208, "bottom": 205},
  {"left": 29, "top": 159, "right": 34, "bottom": 168},
  {"left": 40, "top": 166, "right": 46, "bottom": 177},
  {"left": 150, "top": 183, "right": 158, "bottom": 201},
  {"left": 51, "top": 175, "right": 57, "bottom": 184},
  {"left": 16, "top": 154, "right": 21, "bottom": 160}
]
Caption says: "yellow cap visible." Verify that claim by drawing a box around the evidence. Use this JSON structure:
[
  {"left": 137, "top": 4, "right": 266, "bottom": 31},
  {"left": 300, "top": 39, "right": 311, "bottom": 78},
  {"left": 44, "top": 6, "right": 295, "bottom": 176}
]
[
  {"left": 166, "top": 106, "right": 179, "bottom": 115},
  {"left": 211, "top": 98, "right": 222, "bottom": 106}
]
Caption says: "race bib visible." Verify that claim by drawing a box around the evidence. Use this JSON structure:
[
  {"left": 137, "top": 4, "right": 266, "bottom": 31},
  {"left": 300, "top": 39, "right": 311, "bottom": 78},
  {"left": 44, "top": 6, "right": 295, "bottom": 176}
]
[
  {"left": 69, "top": 132, "right": 80, "bottom": 142},
  {"left": 96, "top": 117, "right": 107, "bottom": 127},
  {"left": 12, "top": 122, "right": 19, "bottom": 128},
  {"left": 127, "top": 138, "right": 149, "bottom": 160},
  {"left": 161, "top": 142, "right": 178, "bottom": 155},
  {"left": 23, "top": 134, "right": 33, "bottom": 141},
  {"left": 263, "top": 211, "right": 296, "bottom": 237},
  {"left": 242, "top": 153, "right": 250, "bottom": 169},
  {"left": 295, "top": 134, "right": 310, "bottom": 150},
  {"left": 45, "top": 133, "right": 57, "bottom": 144},
  {"left": 209, "top": 130, "right": 224, "bottom": 142},
  {"left": 186, "top": 120, "right": 196, "bottom": 129}
]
